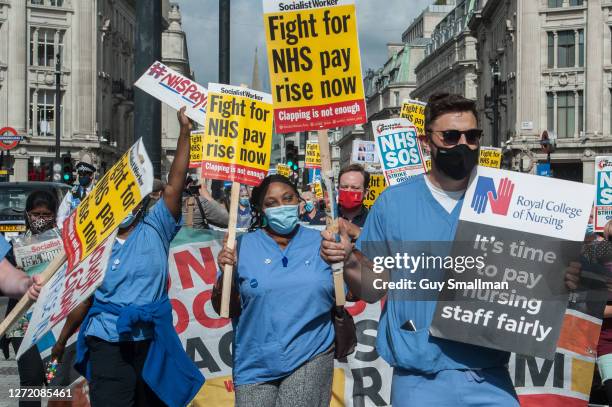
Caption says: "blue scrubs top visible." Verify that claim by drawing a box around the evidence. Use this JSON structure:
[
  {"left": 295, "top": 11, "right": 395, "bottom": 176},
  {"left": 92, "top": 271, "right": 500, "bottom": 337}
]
[
  {"left": 85, "top": 199, "right": 181, "bottom": 342},
  {"left": 356, "top": 175, "right": 509, "bottom": 374},
  {"left": 0, "top": 236, "right": 10, "bottom": 259},
  {"left": 232, "top": 226, "right": 335, "bottom": 386}
]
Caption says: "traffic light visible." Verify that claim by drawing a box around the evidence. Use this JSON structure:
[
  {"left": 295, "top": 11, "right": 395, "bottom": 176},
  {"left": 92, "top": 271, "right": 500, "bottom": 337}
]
[
  {"left": 62, "top": 152, "right": 74, "bottom": 184},
  {"left": 286, "top": 143, "right": 297, "bottom": 169}
]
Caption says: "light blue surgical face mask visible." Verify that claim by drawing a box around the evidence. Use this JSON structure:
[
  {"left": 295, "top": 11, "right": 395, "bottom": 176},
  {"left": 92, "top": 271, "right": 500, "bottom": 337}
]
[
  {"left": 239, "top": 198, "right": 250, "bottom": 207},
  {"left": 264, "top": 204, "right": 299, "bottom": 235},
  {"left": 304, "top": 201, "right": 314, "bottom": 212}
]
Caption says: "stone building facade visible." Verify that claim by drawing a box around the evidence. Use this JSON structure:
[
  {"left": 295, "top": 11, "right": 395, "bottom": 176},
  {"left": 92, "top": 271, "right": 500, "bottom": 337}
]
[
  {"left": 0, "top": 0, "right": 189, "bottom": 181},
  {"left": 470, "top": 0, "right": 609, "bottom": 183}
]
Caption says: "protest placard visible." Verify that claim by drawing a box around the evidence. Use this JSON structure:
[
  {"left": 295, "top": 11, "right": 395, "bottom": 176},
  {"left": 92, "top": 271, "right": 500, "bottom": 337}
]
[
  {"left": 313, "top": 180, "right": 324, "bottom": 200},
  {"left": 373, "top": 118, "right": 427, "bottom": 186},
  {"left": 400, "top": 99, "right": 427, "bottom": 137},
  {"left": 200, "top": 83, "right": 273, "bottom": 187},
  {"left": 363, "top": 174, "right": 386, "bottom": 209},
  {"left": 190, "top": 130, "right": 204, "bottom": 169},
  {"left": 134, "top": 61, "right": 208, "bottom": 125},
  {"left": 276, "top": 163, "right": 291, "bottom": 178},
  {"left": 305, "top": 140, "right": 321, "bottom": 169},
  {"left": 595, "top": 156, "right": 612, "bottom": 231},
  {"left": 479, "top": 146, "right": 502, "bottom": 169},
  {"left": 17, "top": 232, "right": 116, "bottom": 358},
  {"left": 62, "top": 138, "right": 153, "bottom": 271},
  {"left": 12, "top": 228, "right": 63, "bottom": 270},
  {"left": 429, "top": 167, "right": 594, "bottom": 358},
  {"left": 351, "top": 140, "right": 378, "bottom": 165},
  {"left": 263, "top": 0, "right": 366, "bottom": 133}
]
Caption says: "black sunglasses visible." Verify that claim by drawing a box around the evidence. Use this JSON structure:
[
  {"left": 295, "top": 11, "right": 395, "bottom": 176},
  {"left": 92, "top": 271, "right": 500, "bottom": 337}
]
[{"left": 428, "top": 128, "right": 483, "bottom": 145}]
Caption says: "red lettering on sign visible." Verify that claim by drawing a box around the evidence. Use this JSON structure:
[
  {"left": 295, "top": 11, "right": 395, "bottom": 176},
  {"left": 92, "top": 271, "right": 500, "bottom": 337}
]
[
  {"left": 174, "top": 247, "right": 217, "bottom": 289},
  {"left": 171, "top": 299, "right": 189, "bottom": 335},
  {"left": 193, "top": 290, "right": 230, "bottom": 329},
  {"left": 346, "top": 300, "right": 366, "bottom": 317}
]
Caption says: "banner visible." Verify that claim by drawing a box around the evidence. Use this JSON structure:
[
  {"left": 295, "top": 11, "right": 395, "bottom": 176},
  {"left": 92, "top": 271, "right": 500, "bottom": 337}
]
[
  {"left": 62, "top": 138, "right": 153, "bottom": 271},
  {"left": 400, "top": 99, "right": 427, "bottom": 137},
  {"left": 18, "top": 233, "right": 117, "bottom": 359},
  {"left": 595, "top": 156, "right": 612, "bottom": 231},
  {"left": 276, "top": 163, "right": 291, "bottom": 178},
  {"left": 305, "top": 141, "right": 321, "bottom": 169},
  {"left": 263, "top": 0, "right": 366, "bottom": 133},
  {"left": 12, "top": 228, "right": 63, "bottom": 270},
  {"left": 200, "top": 83, "right": 273, "bottom": 187},
  {"left": 363, "top": 174, "right": 386, "bottom": 209},
  {"left": 479, "top": 146, "right": 502, "bottom": 169},
  {"left": 190, "top": 130, "right": 204, "bottom": 169},
  {"left": 430, "top": 167, "right": 595, "bottom": 358},
  {"left": 134, "top": 61, "right": 208, "bottom": 125},
  {"left": 351, "top": 140, "right": 378, "bottom": 165},
  {"left": 373, "top": 118, "right": 427, "bottom": 186}
]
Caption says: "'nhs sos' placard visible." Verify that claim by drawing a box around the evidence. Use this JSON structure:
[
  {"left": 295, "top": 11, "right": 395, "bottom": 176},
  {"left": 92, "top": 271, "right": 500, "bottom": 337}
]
[{"left": 595, "top": 156, "right": 612, "bottom": 231}]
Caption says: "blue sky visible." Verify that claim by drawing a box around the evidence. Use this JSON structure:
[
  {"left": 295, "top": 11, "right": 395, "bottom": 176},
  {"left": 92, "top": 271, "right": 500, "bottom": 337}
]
[{"left": 175, "top": 0, "right": 432, "bottom": 91}]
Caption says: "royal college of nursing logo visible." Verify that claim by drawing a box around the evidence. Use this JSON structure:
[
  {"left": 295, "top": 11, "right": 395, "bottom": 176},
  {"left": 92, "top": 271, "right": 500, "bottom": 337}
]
[{"left": 470, "top": 177, "right": 515, "bottom": 216}]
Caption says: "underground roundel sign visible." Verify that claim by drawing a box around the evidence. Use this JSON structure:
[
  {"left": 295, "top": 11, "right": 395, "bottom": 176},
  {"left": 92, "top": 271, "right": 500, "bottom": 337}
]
[{"left": 0, "top": 127, "right": 22, "bottom": 151}]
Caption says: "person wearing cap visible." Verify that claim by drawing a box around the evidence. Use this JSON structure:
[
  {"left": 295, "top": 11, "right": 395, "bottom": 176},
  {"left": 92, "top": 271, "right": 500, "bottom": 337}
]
[{"left": 56, "top": 160, "right": 96, "bottom": 227}]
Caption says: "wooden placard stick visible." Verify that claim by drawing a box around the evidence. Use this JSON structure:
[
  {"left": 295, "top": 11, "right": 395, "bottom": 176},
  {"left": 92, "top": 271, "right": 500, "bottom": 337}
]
[
  {"left": 220, "top": 83, "right": 251, "bottom": 318},
  {"left": 318, "top": 129, "right": 346, "bottom": 306},
  {"left": 220, "top": 181, "right": 240, "bottom": 318},
  {"left": 0, "top": 251, "right": 67, "bottom": 337}
]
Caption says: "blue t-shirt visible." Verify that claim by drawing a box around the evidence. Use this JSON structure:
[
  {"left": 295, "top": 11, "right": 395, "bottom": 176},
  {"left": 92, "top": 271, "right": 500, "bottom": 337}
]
[
  {"left": 0, "top": 236, "right": 10, "bottom": 260},
  {"left": 85, "top": 199, "right": 181, "bottom": 342},
  {"left": 232, "top": 226, "right": 335, "bottom": 385},
  {"left": 356, "top": 175, "right": 509, "bottom": 374}
]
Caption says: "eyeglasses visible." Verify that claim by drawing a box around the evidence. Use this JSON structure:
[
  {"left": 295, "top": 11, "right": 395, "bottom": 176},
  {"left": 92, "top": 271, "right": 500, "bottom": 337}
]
[{"left": 428, "top": 128, "right": 483, "bottom": 145}]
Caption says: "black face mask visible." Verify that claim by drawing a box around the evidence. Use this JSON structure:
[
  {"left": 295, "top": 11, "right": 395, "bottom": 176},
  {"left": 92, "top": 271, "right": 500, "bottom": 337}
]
[{"left": 432, "top": 143, "right": 479, "bottom": 180}]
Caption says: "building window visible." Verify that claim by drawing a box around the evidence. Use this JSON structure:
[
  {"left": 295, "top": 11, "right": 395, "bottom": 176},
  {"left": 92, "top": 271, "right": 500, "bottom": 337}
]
[
  {"left": 548, "top": 30, "right": 584, "bottom": 68},
  {"left": 570, "top": 0, "right": 583, "bottom": 5},
  {"left": 577, "top": 90, "right": 583, "bottom": 134},
  {"left": 393, "top": 91, "right": 400, "bottom": 106},
  {"left": 30, "top": 28, "right": 63, "bottom": 67},
  {"left": 558, "top": 31, "right": 575, "bottom": 68},
  {"left": 548, "top": 0, "right": 563, "bottom": 7},
  {"left": 30, "top": 0, "right": 64, "bottom": 6},
  {"left": 547, "top": 32, "right": 554, "bottom": 68},
  {"left": 557, "top": 91, "right": 575, "bottom": 138},
  {"left": 29, "top": 89, "right": 61, "bottom": 137}
]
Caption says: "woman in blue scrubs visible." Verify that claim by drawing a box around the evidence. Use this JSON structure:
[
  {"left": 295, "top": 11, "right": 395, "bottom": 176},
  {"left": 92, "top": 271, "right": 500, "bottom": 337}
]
[{"left": 213, "top": 174, "right": 336, "bottom": 407}]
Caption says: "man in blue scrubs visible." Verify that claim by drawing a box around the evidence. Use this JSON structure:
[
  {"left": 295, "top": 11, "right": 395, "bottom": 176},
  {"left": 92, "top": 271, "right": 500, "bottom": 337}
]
[
  {"left": 0, "top": 236, "right": 42, "bottom": 300},
  {"left": 321, "top": 94, "right": 519, "bottom": 406}
]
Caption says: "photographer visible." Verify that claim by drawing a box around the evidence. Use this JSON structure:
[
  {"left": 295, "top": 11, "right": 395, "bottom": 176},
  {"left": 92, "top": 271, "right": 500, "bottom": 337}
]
[{"left": 182, "top": 175, "right": 229, "bottom": 229}]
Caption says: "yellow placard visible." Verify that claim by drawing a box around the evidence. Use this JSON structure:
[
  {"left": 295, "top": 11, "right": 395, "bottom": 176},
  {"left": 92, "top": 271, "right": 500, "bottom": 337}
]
[
  {"left": 479, "top": 146, "right": 502, "bottom": 169},
  {"left": 400, "top": 99, "right": 427, "bottom": 137},
  {"left": 62, "top": 139, "right": 153, "bottom": 270},
  {"left": 313, "top": 181, "right": 324, "bottom": 200},
  {"left": 305, "top": 141, "right": 321, "bottom": 169},
  {"left": 200, "top": 83, "right": 273, "bottom": 187},
  {"left": 276, "top": 163, "right": 291, "bottom": 178},
  {"left": 363, "top": 174, "right": 386, "bottom": 209},
  {"left": 263, "top": 0, "right": 366, "bottom": 132},
  {"left": 189, "top": 131, "right": 204, "bottom": 168}
]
